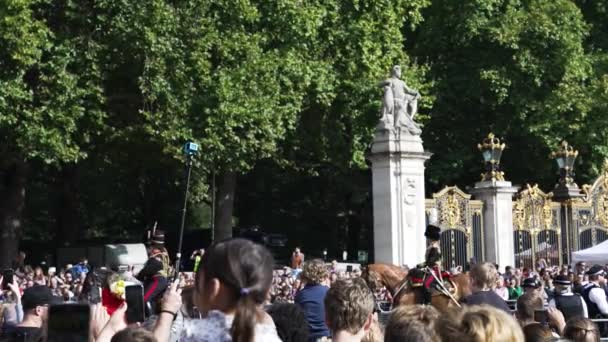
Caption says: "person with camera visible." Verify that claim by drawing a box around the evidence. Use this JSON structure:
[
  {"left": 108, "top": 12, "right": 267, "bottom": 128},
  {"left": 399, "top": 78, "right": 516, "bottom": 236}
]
[
  {"left": 153, "top": 238, "right": 282, "bottom": 342},
  {"left": 1, "top": 278, "right": 23, "bottom": 331}
]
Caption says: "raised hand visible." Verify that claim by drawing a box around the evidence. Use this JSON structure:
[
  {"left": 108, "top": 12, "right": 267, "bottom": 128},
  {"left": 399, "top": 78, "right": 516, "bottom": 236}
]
[{"left": 161, "top": 279, "right": 183, "bottom": 314}]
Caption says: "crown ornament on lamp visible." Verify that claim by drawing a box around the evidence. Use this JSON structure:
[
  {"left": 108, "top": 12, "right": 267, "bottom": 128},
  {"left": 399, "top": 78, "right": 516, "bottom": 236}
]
[
  {"left": 477, "top": 133, "right": 506, "bottom": 182},
  {"left": 551, "top": 141, "right": 578, "bottom": 186}
]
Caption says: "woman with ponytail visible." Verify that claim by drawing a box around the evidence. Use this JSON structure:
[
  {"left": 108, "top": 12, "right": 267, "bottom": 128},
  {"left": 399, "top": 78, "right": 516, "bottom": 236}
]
[{"left": 154, "top": 238, "right": 281, "bottom": 342}]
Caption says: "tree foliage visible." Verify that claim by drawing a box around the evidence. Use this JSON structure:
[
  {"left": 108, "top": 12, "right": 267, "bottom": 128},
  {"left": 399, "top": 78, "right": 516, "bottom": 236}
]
[
  {"left": 1, "top": 0, "right": 608, "bottom": 264},
  {"left": 413, "top": 0, "right": 594, "bottom": 190}
]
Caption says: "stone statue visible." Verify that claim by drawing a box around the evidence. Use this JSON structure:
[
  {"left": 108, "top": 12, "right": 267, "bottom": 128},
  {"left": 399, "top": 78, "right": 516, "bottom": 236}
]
[{"left": 378, "top": 65, "right": 422, "bottom": 135}]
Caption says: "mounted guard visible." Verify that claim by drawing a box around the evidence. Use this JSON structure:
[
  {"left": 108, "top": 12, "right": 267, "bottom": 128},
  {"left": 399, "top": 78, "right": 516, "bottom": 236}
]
[
  {"left": 137, "top": 226, "right": 171, "bottom": 314},
  {"left": 408, "top": 225, "right": 454, "bottom": 304}
]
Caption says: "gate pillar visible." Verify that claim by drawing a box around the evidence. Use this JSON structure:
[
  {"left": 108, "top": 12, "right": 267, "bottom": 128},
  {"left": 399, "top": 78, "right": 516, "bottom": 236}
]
[
  {"left": 368, "top": 127, "right": 431, "bottom": 267},
  {"left": 471, "top": 180, "right": 518, "bottom": 272}
]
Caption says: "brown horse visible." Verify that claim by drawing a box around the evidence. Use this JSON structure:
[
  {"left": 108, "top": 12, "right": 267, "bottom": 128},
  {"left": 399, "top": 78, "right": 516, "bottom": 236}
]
[{"left": 363, "top": 263, "right": 471, "bottom": 312}]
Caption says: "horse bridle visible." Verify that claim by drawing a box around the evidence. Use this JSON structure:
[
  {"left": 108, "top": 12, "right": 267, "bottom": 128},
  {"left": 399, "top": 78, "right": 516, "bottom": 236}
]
[{"left": 391, "top": 276, "right": 410, "bottom": 303}]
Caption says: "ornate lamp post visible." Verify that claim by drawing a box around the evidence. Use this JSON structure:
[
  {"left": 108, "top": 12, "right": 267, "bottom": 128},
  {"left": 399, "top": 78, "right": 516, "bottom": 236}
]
[
  {"left": 550, "top": 141, "right": 582, "bottom": 265},
  {"left": 551, "top": 141, "right": 578, "bottom": 187},
  {"left": 477, "top": 133, "right": 506, "bottom": 182}
]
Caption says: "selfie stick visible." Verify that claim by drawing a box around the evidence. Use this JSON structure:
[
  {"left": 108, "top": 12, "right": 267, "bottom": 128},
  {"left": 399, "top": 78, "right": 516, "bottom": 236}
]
[{"left": 174, "top": 142, "right": 198, "bottom": 277}]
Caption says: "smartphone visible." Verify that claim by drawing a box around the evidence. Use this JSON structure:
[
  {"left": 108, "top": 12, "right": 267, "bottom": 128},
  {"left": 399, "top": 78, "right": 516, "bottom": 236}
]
[
  {"left": 534, "top": 309, "right": 548, "bottom": 325},
  {"left": 2, "top": 269, "right": 14, "bottom": 290},
  {"left": 125, "top": 284, "right": 145, "bottom": 323},
  {"left": 47, "top": 303, "right": 90, "bottom": 342}
]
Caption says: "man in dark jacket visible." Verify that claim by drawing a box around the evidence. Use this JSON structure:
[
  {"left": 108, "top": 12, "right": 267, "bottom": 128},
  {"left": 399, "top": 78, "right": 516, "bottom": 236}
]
[
  {"left": 295, "top": 259, "right": 331, "bottom": 342},
  {"left": 463, "top": 262, "right": 511, "bottom": 313},
  {"left": 582, "top": 265, "right": 608, "bottom": 318},
  {"left": 2, "top": 286, "right": 59, "bottom": 342}
]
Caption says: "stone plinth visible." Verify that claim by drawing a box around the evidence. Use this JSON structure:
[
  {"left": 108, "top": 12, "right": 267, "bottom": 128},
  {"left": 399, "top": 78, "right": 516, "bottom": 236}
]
[
  {"left": 471, "top": 180, "right": 519, "bottom": 272},
  {"left": 368, "top": 128, "right": 431, "bottom": 267}
]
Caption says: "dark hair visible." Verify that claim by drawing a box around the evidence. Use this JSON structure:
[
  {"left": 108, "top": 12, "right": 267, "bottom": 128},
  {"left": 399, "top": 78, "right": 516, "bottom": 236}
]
[
  {"left": 111, "top": 327, "right": 157, "bottom": 342},
  {"left": 267, "top": 303, "right": 309, "bottom": 342},
  {"left": 516, "top": 292, "right": 542, "bottom": 321},
  {"left": 522, "top": 323, "right": 553, "bottom": 342},
  {"left": 198, "top": 238, "right": 274, "bottom": 342}
]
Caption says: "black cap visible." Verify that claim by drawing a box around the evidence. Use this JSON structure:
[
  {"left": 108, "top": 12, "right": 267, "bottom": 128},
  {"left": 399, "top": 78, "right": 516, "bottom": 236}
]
[
  {"left": 522, "top": 277, "right": 541, "bottom": 289},
  {"left": 425, "top": 225, "right": 441, "bottom": 241},
  {"left": 22, "top": 286, "right": 61, "bottom": 310},
  {"left": 585, "top": 265, "right": 605, "bottom": 276},
  {"left": 554, "top": 275, "right": 571, "bottom": 286}
]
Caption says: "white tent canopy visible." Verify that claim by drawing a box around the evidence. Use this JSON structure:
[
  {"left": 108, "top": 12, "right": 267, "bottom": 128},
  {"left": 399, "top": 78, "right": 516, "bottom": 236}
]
[
  {"left": 514, "top": 242, "right": 554, "bottom": 257},
  {"left": 571, "top": 239, "right": 608, "bottom": 266}
]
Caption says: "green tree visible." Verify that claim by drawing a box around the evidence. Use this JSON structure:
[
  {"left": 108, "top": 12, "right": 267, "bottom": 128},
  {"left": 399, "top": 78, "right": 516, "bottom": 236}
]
[
  {"left": 127, "top": 0, "right": 327, "bottom": 240},
  {"left": 0, "top": 0, "right": 104, "bottom": 266},
  {"left": 573, "top": 0, "right": 608, "bottom": 181},
  {"left": 412, "top": 0, "right": 593, "bottom": 190},
  {"left": 237, "top": 0, "right": 432, "bottom": 258}
]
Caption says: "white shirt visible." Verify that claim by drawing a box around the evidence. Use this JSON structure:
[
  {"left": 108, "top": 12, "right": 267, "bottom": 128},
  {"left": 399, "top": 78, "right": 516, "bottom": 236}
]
[
  {"left": 587, "top": 285, "right": 608, "bottom": 316},
  {"left": 181, "top": 310, "right": 282, "bottom": 342},
  {"left": 494, "top": 287, "right": 509, "bottom": 301},
  {"left": 548, "top": 292, "right": 588, "bottom": 318}
]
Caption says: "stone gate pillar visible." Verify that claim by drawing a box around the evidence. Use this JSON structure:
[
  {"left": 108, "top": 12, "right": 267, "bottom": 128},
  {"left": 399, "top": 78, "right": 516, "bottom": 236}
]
[
  {"left": 368, "top": 128, "right": 431, "bottom": 267},
  {"left": 471, "top": 180, "right": 518, "bottom": 271}
]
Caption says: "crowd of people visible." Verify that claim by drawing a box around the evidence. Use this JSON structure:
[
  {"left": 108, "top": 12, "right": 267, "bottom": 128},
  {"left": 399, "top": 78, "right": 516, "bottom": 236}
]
[
  {"left": 268, "top": 261, "right": 370, "bottom": 305},
  {"left": 0, "top": 240, "right": 607, "bottom": 342}
]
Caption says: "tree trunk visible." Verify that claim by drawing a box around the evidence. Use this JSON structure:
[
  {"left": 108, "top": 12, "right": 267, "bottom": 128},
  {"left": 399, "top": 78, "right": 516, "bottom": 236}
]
[
  {"left": 55, "top": 166, "right": 79, "bottom": 246},
  {"left": 0, "top": 161, "right": 28, "bottom": 269},
  {"left": 214, "top": 171, "right": 236, "bottom": 241}
]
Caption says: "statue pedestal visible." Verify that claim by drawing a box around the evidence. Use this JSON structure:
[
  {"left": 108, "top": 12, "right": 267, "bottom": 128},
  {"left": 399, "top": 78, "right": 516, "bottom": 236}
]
[
  {"left": 471, "top": 181, "right": 518, "bottom": 271},
  {"left": 368, "top": 128, "right": 431, "bottom": 267}
]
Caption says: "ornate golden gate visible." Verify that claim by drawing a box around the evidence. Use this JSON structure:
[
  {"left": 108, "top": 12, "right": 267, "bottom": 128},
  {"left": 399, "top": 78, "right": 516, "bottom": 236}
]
[
  {"left": 426, "top": 186, "right": 484, "bottom": 270},
  {"left": 512, "top": 185, "right": 562, "bottom": 269},
  {"left": 571, "top": 161, "right": 608, "bottom": 250}
]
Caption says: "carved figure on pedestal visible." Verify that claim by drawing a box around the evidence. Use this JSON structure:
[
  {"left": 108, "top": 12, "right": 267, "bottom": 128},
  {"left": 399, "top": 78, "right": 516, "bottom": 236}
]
[
  {"left": 404, "top": 177, "right": 417, "bottom": 230},
  {"left": 378, "top": 65, "right": 422, "bottom": 135}
]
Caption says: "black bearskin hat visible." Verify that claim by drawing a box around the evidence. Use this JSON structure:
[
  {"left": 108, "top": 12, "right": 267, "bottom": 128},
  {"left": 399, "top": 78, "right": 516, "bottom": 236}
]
[{"left": 425, "top": 225, "right": 441, "bottom": 241}]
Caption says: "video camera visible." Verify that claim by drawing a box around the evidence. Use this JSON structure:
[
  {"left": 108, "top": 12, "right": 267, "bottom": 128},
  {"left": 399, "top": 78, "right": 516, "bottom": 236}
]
[{"left": 184, "top": 142, "right": 199, "bottom": 155}]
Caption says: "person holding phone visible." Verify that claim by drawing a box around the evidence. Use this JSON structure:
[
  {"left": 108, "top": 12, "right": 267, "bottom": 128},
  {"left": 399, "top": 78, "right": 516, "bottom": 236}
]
[
  {"left": 515, "top": 292, "right": 543, "bottom": 327},
  {"left": 2, "top": 278, "right": 24, "bottom": 330},
  {"left": 153, "top": 238, "right": 282, "bottom": 342},
  {"left": 2, "top": 285, "right": 58, "bottom": 342}
]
